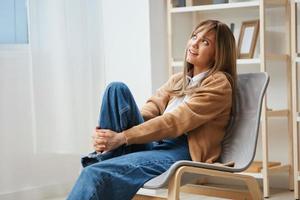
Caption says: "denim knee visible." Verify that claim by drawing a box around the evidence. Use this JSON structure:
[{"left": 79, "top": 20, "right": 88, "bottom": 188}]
[
  {"left": 67, "top": 165, "right": 101, "bottom": 200},
  {"left": 106, "top": 82, "right": 129, "bottom": 92},
  {"left": 81, "top": 165, "right": 102, "bottom": 184}
]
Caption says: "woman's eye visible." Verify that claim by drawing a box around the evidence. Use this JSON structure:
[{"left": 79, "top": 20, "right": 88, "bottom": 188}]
[
  {"left": 191, "top": 35, "right": 197, "bottom": 40},
  {"left": 202, "top": 40, "right": 209, "bottom": 46}
]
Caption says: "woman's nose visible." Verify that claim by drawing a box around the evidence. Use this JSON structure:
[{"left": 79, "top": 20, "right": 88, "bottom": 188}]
[{"left": 191, "top": 39, "right": 198, "bottom": 48}]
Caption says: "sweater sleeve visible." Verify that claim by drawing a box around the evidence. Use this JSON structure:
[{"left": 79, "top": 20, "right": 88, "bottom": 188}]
[
  {"left": 124, "top": 73, "right": 232, "bottom": 144},
  {"left": 140, "top": 73, "right": 182, "bottom": 121}
]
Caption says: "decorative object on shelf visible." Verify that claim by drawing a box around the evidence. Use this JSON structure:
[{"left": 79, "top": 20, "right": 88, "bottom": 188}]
[
  {"left": 237, "top": 20, "right": 259, "bottom": 59},
  {"left": 172, "top": 0, "right": 186, "bottom": 7},
  {"left": 186, "top": 0, "right": 228, "bottom": 6},
  {"left": 230, "top": 23, "right": 235, "bottom": 33}
]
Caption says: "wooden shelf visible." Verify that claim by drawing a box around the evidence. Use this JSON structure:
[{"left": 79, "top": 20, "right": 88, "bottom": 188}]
[
  {"left": 170, "top": 1, "right": 259, "bottom": 13},
  {"left": 267, "top": 109, "right": 289, "bottom": 117},
  {"left": 172, "top": 54, "right": 287, "bottom": 67},
  {"left": 268, "top": 164, "right": 291, "bottom": 175},
  {"left": 238, "top": 171, "right": 263, "bottom": 179},
  {"left": 170, "top": 0, "right": 287, "bottom": 13},
  {"left": 239, "top": 163, "right": 290, "bottom": 179},
  {"left": 237, "top": 58, "right": 260, "bottom": 65},
  {"left": 172, "top": 59, "right": 262, "bottom": 67},
  {"left": 266, "top": 54, "right": 288, "bottom": 62},
  {"left": 172, "top": 59, "right": 260, "bottom": 67},
  {"left": 245, "top": 161, "right": 281, "bottom": 173},
  {"left": 237, "top": 54, "right": 287, "bottom": 64},
  {"left": 265, "top": 0, "right": 288, "bottom": 7}
]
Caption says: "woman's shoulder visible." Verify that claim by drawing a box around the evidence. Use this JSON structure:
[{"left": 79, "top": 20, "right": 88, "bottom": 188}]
[
  {"left": 169, "top": 72, "right": 183, "bottom": 81},
  {"left": 209, "top": 71, "right": 228, "bottom": 79},
  {"left": 165, "top": 72, "right": 184, "bottom": 85},
  {"left": 206, "top": 71, "right": 229, "bottom": 81},
  {"left": 201, "top": 71, "right": 232, "bottom": 88}
]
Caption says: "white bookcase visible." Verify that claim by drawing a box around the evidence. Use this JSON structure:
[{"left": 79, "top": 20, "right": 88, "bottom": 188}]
[
  {"left": 167, "top": 0, "right": 292, "bottom": 198},
  {"left": 291, "top": 0, "right": 300, "bottom": 199}
]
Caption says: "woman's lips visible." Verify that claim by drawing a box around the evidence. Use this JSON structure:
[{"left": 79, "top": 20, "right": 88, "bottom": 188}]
[{"left": 188, "top": 49, "right": 198, "bottom": 56}]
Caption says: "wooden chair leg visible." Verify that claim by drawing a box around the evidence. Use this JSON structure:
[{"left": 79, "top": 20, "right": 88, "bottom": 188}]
[
  {"left": 167, "top": 168, "right": 183, "bottom": 200},
  {"left": 244, "top": 176, "right": 263, "bottom": 200}
]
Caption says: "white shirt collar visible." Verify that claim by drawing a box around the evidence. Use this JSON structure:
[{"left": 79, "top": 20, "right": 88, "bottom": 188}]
[{"left": 187, "top": 70, "right": 209, "bottom": 86}]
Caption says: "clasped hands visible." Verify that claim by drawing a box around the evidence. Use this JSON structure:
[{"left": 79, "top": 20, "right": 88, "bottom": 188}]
[{"left": 92, "top": 128, "right": 127, "bottom": 153}]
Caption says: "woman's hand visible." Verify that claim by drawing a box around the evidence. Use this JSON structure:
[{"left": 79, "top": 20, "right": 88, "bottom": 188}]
[{"left": 92, "top": 128, "right": 127, "bottom": 152}]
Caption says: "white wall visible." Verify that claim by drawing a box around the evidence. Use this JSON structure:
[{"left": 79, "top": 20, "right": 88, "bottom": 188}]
[
  {"left": 0, "top": 0, "right": 168, "bottom": 199},
  {"left": 149, "top": 0, "right": 168, "bottom": 94},
  {"left": 101, "top": 0, "right": 168, "bottom": 107},
  {"left": 0, "top": 45, "right": 80, "bottom": 200},
  {"left": 101, "top": 0, "right": 151, "bottom": 107}
]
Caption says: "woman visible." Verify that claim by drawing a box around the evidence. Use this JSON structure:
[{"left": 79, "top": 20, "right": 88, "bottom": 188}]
[{"left": 67, "top": 19, "right": 237, "bottom": 200}]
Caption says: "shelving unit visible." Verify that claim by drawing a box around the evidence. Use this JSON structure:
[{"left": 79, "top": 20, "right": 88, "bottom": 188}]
[
  {"left": 172, "top": 54, "right": 288, "bottom": 69},
  {"left": 291, "top": 0, "right": 300, "bottom": 198},
  {"left": 167, "top": 0, "right": 292, "bottom": 198}
]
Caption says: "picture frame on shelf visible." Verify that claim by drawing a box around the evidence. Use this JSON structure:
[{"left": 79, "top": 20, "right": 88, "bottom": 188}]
[{"left": 237, "top": 20, "right": 259, "bottom": 59}]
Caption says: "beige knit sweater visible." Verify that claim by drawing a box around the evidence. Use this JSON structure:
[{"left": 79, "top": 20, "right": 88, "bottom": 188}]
[{"left": 123, "top": 71, "right": 232, "bottom": 163}]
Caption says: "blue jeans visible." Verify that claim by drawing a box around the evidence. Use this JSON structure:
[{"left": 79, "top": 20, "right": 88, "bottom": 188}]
[{"left": 67, "top": 82, "right": 191, "bottom": 200}]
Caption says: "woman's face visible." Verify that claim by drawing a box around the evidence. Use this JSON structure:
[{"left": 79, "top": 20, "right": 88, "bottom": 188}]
[{"left": 186, "top": 28, "right": 216, "bottom": 73}]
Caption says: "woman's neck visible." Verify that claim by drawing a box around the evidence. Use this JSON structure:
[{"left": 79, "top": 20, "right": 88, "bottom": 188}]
[{"left": 193, "top": 66, "right": 209, "bottom": 77}]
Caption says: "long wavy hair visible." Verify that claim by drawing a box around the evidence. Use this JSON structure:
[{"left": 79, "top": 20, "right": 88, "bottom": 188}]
[
  {"left": 169, "top": 20, "right": 237, "bottom": 115},
  {"left": 170, "top": 20, "right": 237, "bottom": 99}
]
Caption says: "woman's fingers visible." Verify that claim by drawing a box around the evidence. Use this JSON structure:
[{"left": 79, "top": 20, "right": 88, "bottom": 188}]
[
  {"left": 93, "top": 143, "right": 106, "bottom": 152},
  {"left": 92, "top": 128, "right": 120, "bottom": 152},
  {"left": 94, "top": 129, "right": 114, "bottom": 138},
  {"left": 96, "top": 138, "right": 107, "bottom": 145},
  {"left": 92, "top": 136, "right": 107, "bottom": 145}
]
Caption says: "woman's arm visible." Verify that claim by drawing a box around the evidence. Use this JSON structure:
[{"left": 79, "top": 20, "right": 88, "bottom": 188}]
[
  {"left": 140, "top": 73, "right": 181, "bottom": 121},
  {"left": 92, "top": 73, "right": 182, "bottom": 152},
  {"left": 124, "top": 72, "right": 232, "bottom": 145}
]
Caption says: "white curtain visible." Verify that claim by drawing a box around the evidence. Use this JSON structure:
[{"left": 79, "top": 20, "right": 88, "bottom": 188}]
[{"left": 28, "top": 0, "right": 105, "bottom": 154}]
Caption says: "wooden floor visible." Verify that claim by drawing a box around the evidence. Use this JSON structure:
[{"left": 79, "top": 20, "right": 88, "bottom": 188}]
[{"left": 47, "top": 188, "right": 295, "bottom": 200}]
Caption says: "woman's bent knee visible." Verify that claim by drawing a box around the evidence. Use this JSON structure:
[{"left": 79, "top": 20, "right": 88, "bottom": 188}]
[{"left": 107, "top": 82, "right": 129, "bottom": 91}]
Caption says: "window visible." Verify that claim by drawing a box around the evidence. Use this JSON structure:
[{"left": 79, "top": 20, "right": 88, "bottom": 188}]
[{"left": 0, "top": 0, "right": 28, "bottom": 44}]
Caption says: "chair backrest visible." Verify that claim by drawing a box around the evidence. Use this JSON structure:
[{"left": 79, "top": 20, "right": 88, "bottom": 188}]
[{"left": 218, "top": 72, "right": 269, "bottom": 171}]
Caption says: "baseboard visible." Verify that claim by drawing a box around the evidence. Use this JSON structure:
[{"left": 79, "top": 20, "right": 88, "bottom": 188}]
[{"left": 0, "top": 182, "right": 73, "bottom": 200}]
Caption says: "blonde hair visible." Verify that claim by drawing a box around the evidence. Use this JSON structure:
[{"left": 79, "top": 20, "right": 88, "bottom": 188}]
[{"left": 170, "top": 20, "right": 237, "bottom": 97}]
